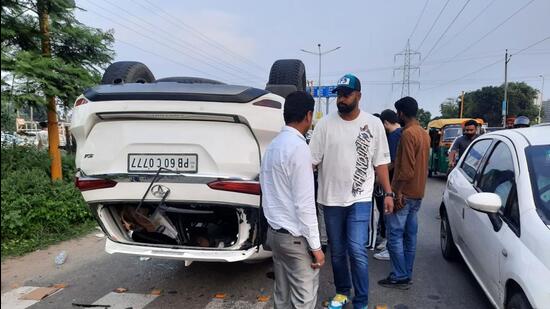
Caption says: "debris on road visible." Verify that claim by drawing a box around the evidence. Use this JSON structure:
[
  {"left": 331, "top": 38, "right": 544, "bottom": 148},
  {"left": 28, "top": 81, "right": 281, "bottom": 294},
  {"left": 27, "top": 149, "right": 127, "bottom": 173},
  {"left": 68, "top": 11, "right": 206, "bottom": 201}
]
[
  {"left": 94, "top": 233, "right": 105, "bottom": 238},
  {"left": 52, "top": 283, "right": 68, "bottom": 289},
  {"left": 257, "top": 295, "right": 270, "bottom": 302},
  {"left": 19, "top": 287, "right": 61, "bottom": 300},
  {"left": 72, "top": 303, "right": 111, "bottom": 308},
  {"left": 113, "top": 287, "right": 128, "bottom": 293},
  {"left": 150, "top": 289, "right": 162, "bottom": 296},
  {"left": 54, "top": 251, "right": 67, "bottom": 266},
  {"left": 214, "top": 293, "right": 226, "bottom": 299},
  {"left": 139, "top": 257, "right": 151, "bottom": 261}
]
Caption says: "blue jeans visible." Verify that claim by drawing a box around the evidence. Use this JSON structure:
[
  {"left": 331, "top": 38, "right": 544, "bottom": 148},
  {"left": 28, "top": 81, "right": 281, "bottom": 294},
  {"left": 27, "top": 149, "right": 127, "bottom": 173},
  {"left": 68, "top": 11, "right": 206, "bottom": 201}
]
[
  {"left": 324, "top": 202, "right": 371, "bottom": 308},
  {"left": 385, "top": 198, "right": 422, "bottom": 281}
]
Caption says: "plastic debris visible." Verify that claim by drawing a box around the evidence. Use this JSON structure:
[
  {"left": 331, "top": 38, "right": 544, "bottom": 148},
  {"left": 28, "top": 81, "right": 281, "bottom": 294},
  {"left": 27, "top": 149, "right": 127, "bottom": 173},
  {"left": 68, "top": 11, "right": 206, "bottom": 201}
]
[
  {"left": 257, "top": 295, "right": 270, "bottom": 302},
  {"left": 114, "top": 287, "right": 128, "bottom": 293},
  {"left": 52, "top": 283, "right": 68, "bottom": 289},
  {"left": 139, "top": 256, "right": 151, "bottom": 261},
  {"left": 214, "top": 293, "right": 226, "bottom": 299},
  {"left": 54, "top": 251, "right": 67, "bottom": 266},
  {"left": 150, "top": 289, "right": 162, "bottom": 296},
  {"left": 94, "top": 233, "right": 105, "bottom": 238}
]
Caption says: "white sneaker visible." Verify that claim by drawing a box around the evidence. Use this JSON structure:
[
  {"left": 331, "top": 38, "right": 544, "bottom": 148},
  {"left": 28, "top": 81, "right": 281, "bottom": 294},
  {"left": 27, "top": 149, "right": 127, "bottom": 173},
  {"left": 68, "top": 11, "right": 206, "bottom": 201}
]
[
  {"left": 374, "top": 249, "right": 390, "bottom": 261},
  {"left": 375, "top": 238, "right": 387, "bottom": 250}
]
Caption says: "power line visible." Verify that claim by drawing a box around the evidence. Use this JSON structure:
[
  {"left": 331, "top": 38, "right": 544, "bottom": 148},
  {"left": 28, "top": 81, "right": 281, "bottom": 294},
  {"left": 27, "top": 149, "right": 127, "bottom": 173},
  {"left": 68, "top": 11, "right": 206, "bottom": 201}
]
[
  {"left": 80, "top": 5, "right": 260, "bottom": 84},
  {"left": 420, "top": 0, "right": 471, "bottom": 65},
  {"left": 423, "top": 0, "right": 535, "bottom": 76},
  {"left": 88, "top": 1, "right": 263, "bottom": 81},
  {"left": 408, "top": 0, "right": 430, "bottom": 41},
  {"left": 94, "top": 0, "right": 265, "bottom": 82},
  {"left": 421, "top": 36, "right": 550, "bottom": 91},
  {"left": 435, "top": 0, "right": 497, "bottom": 55},
  {"left": 140, "top": 0, "right": 267, "bottom": 73},
  {"left": 416, "top": 0, "right": 451, "bottom": 51}
]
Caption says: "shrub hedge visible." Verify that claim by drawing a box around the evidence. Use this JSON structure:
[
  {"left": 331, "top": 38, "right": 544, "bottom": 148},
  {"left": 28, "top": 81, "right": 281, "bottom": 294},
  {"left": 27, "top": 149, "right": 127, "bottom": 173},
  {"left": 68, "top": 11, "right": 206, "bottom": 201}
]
[{"left": 1, "top": 146, "right": 94, "bottom": 258}]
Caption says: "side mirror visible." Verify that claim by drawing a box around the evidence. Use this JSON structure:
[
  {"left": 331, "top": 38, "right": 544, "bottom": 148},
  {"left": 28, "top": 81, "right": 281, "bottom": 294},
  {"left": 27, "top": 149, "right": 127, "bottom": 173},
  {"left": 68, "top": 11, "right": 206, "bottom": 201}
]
[{"left": 467, "top": 192, "right": 502, "bottom": 214}]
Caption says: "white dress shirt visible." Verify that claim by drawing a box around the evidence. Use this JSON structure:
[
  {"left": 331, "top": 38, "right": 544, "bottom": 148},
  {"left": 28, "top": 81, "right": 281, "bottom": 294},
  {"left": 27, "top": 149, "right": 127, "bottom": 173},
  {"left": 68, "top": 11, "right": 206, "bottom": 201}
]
[{"left": 260, "top": 126, "right": 321, "bottom": 250}]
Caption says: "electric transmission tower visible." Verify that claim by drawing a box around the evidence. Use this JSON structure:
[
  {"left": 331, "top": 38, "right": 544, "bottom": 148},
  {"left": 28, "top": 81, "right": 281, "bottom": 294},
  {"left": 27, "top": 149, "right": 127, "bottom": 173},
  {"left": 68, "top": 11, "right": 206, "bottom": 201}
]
[{"left": 393, "top": 40, "right": 421, "bottom": 98}]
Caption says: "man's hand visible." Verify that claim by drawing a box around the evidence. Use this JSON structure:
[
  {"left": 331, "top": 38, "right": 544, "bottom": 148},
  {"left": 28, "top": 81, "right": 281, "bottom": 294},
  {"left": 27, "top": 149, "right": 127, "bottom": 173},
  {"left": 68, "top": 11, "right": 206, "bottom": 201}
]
[
  {"left": 311, "top": 249, "right": 325, "bottom": 269},
  {"left": 394, "top": 192, "right": 405, "bottom": 211},
  {"left": 384, "top": 196, "right": 394, "bottom": 214}
]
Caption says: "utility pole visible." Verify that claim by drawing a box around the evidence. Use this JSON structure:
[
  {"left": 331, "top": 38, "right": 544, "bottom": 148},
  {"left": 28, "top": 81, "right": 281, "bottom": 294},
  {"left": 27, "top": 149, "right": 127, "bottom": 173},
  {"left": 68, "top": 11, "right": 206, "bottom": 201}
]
[
  {"left": 502, "top": 49, "right": 511, "bottom": 128},
  {"left": 38, "top": 0, "right": 62, "bottom": 181},
  {"left": 393, "top": 40, "right": 420, "bottom": 98},
  {"left": 301, "top": 44, "right": 341, "bottom": 120},
  {"left": 538, "top": 75, "right": 545, "bottom": 124},
  {"left": 460, "top": 91, "right": 465, "bottom": 118}
]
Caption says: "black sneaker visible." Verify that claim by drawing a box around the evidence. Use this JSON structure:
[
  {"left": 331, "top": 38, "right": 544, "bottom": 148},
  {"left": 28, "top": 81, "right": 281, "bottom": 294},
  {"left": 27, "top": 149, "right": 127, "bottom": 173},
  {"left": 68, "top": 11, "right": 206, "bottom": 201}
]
[{"left": 378, "top": 276, "right": 411, "bottom": 290}]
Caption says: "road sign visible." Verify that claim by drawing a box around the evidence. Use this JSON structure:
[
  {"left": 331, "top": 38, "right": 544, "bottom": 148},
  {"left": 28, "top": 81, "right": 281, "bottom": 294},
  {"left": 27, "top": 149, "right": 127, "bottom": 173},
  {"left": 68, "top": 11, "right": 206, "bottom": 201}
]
[{"left": 307, "top": 86, "right": 337, "bottom": 98}]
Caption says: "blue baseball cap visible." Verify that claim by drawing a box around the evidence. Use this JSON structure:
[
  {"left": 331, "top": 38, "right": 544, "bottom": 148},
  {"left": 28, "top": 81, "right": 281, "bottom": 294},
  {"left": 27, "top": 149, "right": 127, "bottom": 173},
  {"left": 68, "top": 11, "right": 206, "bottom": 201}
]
[{"left": 332, "top": 74, "right": 361, "bottom": 93}]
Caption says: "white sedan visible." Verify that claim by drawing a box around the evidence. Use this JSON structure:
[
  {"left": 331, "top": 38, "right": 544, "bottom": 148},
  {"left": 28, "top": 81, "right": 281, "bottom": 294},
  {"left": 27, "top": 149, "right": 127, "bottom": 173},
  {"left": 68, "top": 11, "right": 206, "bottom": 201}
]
[{"left": 440, "top": 124, "right": 550, "bottom": 309}]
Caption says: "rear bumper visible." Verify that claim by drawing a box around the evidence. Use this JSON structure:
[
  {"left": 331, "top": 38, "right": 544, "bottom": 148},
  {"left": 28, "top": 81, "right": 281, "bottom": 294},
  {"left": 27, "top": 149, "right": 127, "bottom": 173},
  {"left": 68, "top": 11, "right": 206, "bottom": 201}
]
[{"left": 105, "top": 238, "right": 270, "bottom": 262}]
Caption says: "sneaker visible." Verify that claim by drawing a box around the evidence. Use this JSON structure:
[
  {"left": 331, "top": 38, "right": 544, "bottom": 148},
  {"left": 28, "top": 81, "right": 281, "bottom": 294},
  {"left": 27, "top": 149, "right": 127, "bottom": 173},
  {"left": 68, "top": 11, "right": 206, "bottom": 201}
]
[
  {"left": 373, "top": 249, "right": 390, "bottom": 261},
  {"left": 375, "top": 238, "right": 387, "bottom": 250},
  {"left": 378, "top": 276, "right": 411, "bottom": 290},
  {"left": 327, "top": 294, "right": 349, "bottom": 309}
]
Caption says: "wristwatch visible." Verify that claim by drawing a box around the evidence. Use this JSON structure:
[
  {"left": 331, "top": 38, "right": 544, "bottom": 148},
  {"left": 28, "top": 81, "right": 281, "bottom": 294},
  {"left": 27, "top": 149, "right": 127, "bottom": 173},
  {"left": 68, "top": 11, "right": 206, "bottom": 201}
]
[{"left": 384, "top": 192, "right": 396, "bottom": 198}]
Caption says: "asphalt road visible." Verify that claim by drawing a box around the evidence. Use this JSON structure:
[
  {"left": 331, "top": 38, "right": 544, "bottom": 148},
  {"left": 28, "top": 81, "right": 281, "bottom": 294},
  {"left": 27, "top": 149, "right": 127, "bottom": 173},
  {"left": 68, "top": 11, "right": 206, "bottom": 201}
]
[{"left": 3, "top": 177, "right": 493, "bottom": 309}]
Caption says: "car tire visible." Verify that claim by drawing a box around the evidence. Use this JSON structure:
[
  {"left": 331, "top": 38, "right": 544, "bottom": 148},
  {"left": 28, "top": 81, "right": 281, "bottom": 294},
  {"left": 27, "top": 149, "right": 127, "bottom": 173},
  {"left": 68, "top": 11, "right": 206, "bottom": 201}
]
[
  {"left": 267, "top": 59, "right": 306, "bottom": 91},
  {"left": 507, "top": 290, "right": 533, "bottom": 309},
  {"left": 155, "top": 77, "right": 225, "bottom": 85},
  {"left": 440, "top": 209, "right": 458, "bottom": 261},
  {"left": 101, "top": 61, "right": 155, "bottom": 85}
]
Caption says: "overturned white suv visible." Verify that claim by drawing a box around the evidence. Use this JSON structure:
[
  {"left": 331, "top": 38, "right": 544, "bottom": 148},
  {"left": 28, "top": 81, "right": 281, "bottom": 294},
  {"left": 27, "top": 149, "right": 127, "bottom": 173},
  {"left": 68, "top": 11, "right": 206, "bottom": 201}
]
[{"left": 71, "top": 60, "right": 307, "bottom": 264}]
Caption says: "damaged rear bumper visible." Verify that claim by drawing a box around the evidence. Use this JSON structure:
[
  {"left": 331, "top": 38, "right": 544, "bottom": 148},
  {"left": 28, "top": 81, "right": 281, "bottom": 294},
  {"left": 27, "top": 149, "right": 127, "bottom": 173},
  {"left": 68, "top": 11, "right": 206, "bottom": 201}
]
[{"left": 105, "top": 238, "right": 268, "bottom": 262}]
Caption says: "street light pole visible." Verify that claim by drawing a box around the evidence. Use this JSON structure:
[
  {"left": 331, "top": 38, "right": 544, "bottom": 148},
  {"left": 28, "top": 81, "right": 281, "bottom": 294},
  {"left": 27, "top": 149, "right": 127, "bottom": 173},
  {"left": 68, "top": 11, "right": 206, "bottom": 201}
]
[
  {"left": 301, "top": 44, "right": 341, "bottom": 118},
  {"left": 538, "top": 75, "right": 545, "bottom": 124},
  {"left": 502, "top": 49, "right": 512, "bottom": 128}
]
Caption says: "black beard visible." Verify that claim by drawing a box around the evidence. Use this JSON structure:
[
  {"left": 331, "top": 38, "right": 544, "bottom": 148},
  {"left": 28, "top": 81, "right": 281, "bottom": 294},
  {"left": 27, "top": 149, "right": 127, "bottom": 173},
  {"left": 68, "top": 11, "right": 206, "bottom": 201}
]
[
  {"left": 337, "top": 102, "right": 356, "bottom": 114},
  {"left": 465, "top": 133, "right": 475, "bottom": 139}
]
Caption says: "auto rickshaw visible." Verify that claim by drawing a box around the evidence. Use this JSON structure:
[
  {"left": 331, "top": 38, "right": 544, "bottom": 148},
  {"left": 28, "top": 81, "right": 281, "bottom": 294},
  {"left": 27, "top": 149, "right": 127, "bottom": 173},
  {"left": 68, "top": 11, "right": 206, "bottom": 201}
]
[{"left": 427, "top": 118, "right": 484, "bottom": 177}]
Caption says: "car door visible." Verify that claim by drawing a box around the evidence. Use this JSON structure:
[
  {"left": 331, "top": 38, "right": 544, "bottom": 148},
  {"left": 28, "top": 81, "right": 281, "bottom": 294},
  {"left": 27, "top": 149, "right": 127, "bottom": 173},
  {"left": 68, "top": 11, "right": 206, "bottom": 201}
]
[
  {"left": 446, "top": 139, "right": 493, "bottom": 250},
  {"left": 464, "top": 140, "right": 518, "bottom": 304}
]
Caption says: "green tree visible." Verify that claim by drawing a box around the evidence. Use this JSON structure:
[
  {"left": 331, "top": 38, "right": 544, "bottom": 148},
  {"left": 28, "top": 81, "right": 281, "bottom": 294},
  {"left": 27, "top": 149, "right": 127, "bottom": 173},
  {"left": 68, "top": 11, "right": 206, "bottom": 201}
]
[
  {"left": 2, "top": 0, "right": 114, "bottom": 179},
  {"left": 462, "top": 82, "right": 538, "bottom": 126},
  {"left": 439, "top": 98, "right": 459, "bottom": 118},
  {"left": 417, "top": 108, "right": 431, "bottom": 128},
  {"left": 1, "top": 0, "right": 114, "bottom": 123}
]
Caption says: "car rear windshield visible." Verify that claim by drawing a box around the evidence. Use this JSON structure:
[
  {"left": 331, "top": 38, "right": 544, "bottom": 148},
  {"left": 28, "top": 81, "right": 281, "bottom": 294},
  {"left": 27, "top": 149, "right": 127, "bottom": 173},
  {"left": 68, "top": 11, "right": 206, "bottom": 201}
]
[{"left": 525, "top": 145, "right": 550, "bottom": 225}]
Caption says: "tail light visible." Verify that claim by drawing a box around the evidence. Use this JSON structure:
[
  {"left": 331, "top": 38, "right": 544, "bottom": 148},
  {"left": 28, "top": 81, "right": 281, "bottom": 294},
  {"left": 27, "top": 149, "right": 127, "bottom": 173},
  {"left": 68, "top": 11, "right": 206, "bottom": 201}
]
[
  {"left": 75, "top": 177, "right": 117, "bottom": 191},
  {"left": 207, "top": 180, "right": 261, "bottom": 195},
  {"left": 74, "top": 98, "right": 88, "bottom": 107}
]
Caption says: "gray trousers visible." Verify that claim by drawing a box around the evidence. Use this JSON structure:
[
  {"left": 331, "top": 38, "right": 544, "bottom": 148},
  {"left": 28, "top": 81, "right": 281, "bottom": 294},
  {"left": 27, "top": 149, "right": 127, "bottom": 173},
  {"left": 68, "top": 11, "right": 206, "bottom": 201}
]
[{"left": 267, "top": 228, "right": 320, "bottom": 309}]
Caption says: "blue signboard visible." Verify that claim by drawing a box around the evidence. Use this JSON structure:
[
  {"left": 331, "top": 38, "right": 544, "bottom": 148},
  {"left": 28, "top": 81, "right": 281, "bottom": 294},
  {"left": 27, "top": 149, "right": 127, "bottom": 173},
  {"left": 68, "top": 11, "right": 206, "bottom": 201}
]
[{"left": 306, "top": 86, "right": 337, "bottom": 98}]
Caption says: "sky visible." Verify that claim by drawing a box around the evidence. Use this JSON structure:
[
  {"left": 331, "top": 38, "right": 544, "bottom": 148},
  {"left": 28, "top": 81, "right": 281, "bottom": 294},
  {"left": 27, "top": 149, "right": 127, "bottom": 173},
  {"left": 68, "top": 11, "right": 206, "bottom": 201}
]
[{"left": 74, "top": 0, "right": 550, "bottom": 117}]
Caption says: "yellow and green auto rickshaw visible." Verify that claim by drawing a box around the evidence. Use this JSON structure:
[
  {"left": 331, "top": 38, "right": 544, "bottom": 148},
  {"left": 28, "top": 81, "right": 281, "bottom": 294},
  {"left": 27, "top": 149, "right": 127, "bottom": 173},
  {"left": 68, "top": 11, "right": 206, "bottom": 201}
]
[{"left": 427, "top": 118, "right": 484, "bottom": 177}]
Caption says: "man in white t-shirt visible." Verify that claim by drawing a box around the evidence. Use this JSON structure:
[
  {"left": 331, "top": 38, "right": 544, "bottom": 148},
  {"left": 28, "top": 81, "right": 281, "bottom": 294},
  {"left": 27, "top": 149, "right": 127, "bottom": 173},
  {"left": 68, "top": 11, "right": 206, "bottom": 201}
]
[
  {"left": 309, "top": 74, "right": 394, "bottom": 309},
  {"left": 36, "top": 121, "right": 49, "bottom": 150}
]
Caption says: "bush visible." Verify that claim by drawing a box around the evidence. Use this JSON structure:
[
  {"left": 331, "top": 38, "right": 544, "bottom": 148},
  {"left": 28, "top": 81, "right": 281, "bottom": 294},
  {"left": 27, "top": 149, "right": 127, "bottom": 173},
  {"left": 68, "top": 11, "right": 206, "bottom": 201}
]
[{"left": 1, "top": 146, "right": 94, "bottom": 258}]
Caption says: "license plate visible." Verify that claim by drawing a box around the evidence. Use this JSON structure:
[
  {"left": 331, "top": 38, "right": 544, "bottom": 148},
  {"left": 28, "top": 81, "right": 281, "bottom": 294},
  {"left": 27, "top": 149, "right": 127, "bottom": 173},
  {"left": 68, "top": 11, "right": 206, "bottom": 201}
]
[{"left": 128, "top": 153, "right": 198, "bottom": 173}]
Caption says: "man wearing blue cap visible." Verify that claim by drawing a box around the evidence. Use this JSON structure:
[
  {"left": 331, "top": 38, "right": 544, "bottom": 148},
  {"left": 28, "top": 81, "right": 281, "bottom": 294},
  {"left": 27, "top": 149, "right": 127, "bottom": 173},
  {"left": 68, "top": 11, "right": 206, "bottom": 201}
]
[{"left": 309, "top": 74, "right": 394, "bottom": 309}]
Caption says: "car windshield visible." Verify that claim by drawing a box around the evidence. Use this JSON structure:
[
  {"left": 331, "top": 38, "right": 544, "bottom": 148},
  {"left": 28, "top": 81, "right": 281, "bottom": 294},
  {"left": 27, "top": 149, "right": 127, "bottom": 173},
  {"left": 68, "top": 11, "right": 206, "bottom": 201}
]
[
  {"left": 442, "top": 125, "right": 462, "bottom": 141},
  {"left": 525, "top": 145, "right": 550, "bottom": 225}
]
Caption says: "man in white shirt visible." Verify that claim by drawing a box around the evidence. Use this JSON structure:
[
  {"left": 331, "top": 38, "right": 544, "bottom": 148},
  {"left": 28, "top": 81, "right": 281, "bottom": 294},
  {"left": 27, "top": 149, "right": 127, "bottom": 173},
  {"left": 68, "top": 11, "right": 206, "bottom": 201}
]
[
  {"left": 36, "top": 121, "right": 49, "bottom": 150},
  {"left": 260, "top": 91, "right": 325, "bottom": 309},
  {"left": 309, "top": 74, "right": 394, "bottom": 309}
]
